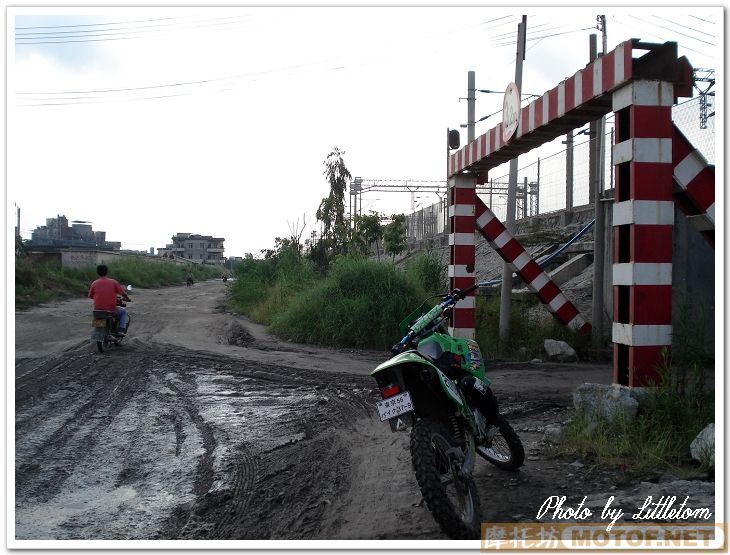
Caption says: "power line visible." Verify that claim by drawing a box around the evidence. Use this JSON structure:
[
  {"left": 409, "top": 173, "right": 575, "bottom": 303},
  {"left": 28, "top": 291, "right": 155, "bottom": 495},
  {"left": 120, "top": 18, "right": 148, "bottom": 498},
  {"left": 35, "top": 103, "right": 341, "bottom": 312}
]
[
  {"left": 627, "top": 14, "right": 714, "bottom": 46},
  {"left": 609, "top": 15, "right": 712, "bottom": 58},
  {"left": 15, "top": 16, "right": 254, "bottom": 44},
  {"left": 649, "top": 15, "right": 714, "bottom": 38},
  {"left": 492, "top": 26, "right": 594, "bottom": 47},
  {"left": 15, "top": 56, "right": 336, "bottom": 105},
  {"left": 15, "top": 16, "right": 176, "bottom": 30},
  {"left": 688, "top": 15, "right": 715, "bottom": 25}
]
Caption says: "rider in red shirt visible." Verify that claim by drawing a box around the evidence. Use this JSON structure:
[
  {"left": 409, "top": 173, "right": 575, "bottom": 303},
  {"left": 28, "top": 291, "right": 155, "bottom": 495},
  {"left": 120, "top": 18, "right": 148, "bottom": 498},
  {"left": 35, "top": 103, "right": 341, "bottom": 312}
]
[{"left": 88, "top": 264, "right": 131, "bottom": 334}]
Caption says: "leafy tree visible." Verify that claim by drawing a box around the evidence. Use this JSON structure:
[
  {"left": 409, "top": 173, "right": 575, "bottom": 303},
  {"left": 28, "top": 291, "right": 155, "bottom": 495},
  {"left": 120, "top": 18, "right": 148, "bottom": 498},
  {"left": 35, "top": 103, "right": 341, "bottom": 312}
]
[
  {"left": 316, "top": 147, "right": 352, "bottom": 256},
  {"left": 355, "top": 211, "right": 384, "bottom": 260},
  {"left": 383, "top": 213, "right": 408, "bottom": 262}
]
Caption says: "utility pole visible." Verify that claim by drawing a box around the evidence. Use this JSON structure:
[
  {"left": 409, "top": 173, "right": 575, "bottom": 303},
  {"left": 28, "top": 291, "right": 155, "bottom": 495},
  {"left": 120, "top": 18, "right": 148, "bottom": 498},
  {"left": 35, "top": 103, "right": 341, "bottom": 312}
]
[
  {"left": 592, "top": 18, "right": 607, "bottom": 349},
  {"left": 499, "top": 14, "right": 526, "bottom": 342},
  {"left": 587, "top": 34, "right": 598, "bottom": 204},
  {"left": 467, "top": 71, "right": 476, "bottom": 143},
  {"left": 564, "top": 131, "right": 574, "bottom": 209}
]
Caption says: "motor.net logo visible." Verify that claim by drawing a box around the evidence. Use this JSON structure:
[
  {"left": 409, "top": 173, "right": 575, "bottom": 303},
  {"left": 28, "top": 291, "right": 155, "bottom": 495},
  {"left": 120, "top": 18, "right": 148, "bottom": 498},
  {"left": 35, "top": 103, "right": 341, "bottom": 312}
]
[{"left": 480, "top": 522, "right": 725, "bottom": 551}]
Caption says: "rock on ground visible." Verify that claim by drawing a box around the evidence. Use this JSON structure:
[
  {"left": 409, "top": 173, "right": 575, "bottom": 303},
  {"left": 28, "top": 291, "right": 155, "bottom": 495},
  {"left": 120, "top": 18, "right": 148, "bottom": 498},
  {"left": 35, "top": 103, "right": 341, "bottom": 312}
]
[
  {"left": 690, "top": 423, "right": 715, "bottom": 467},
  {"left": 544, "top": 339, "right": 579, "bottom": 362}
]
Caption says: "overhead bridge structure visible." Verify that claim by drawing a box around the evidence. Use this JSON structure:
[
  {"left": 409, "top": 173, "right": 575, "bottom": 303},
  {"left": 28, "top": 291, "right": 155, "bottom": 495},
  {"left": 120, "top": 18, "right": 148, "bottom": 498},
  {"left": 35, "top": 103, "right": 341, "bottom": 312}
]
[{"left": 446, "top": 39, "right": 714, "bottom": 387}]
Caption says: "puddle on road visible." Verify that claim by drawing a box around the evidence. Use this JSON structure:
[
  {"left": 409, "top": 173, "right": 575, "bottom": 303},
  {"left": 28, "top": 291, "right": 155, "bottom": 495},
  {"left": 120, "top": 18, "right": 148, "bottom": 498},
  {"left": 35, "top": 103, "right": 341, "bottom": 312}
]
[
  {"left": 195, "top": 371, "right": 323, "bottom": 453},
  {"left": 15, "top": 485, "right": 138, "bottom": 539}
]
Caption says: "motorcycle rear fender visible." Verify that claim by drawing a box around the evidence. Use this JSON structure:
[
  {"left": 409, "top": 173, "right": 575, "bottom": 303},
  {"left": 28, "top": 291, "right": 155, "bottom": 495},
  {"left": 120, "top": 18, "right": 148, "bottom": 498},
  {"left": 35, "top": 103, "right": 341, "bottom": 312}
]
[{"left": 372, "top": 351, "right": 465, "bottom": 409}]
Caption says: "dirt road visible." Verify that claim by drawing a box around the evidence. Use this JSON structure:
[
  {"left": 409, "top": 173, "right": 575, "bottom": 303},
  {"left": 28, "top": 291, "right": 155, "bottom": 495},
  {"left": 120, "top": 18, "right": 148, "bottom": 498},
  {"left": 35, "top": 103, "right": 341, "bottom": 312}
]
[{"left": 15, "top": 279, "right": 631, "bottom": 541}]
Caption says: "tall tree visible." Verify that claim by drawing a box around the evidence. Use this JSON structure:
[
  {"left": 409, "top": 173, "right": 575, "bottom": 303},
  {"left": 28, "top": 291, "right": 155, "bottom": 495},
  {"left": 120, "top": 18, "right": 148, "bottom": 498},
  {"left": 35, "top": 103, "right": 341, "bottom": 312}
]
[
  {"left": 383, "top": 213, "right": 408, "bottom": 262},
  {"left": 355, "top": 211, "right": 384, "bottom": 260},
  {"left": 316, "top": 147, "right": 351, "bottom": 255}
]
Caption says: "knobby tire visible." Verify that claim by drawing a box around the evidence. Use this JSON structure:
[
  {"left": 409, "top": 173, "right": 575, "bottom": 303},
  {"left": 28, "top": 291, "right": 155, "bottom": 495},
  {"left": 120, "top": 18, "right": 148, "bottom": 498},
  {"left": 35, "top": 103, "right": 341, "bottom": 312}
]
[{"left": 410, "top": 418, "right": 482, "bottom": 540}]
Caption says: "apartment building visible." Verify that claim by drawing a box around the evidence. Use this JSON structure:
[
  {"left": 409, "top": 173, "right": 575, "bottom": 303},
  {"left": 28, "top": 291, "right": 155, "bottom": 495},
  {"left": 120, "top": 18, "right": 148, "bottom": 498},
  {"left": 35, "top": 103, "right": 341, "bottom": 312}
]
[
  {"left": 29, "top": 215, "right": 121, "bottom": 250},
  {"left": 158, "top": 233, "right": 225, "bottom": 263}
]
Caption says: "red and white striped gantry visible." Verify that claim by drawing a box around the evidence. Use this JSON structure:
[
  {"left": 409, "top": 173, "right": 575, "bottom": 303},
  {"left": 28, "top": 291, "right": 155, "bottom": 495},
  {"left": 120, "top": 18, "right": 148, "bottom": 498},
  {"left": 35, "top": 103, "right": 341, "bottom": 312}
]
[{"left": 446, "top": 40, "right": 708, "bottom": 387}]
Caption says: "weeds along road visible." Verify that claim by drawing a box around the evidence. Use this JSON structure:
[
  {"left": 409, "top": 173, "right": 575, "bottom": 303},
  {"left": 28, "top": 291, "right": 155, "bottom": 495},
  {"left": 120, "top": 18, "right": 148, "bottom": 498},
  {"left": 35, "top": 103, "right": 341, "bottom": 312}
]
[{"left": 14, "top": 279, "right": 615, "bottom": 541}]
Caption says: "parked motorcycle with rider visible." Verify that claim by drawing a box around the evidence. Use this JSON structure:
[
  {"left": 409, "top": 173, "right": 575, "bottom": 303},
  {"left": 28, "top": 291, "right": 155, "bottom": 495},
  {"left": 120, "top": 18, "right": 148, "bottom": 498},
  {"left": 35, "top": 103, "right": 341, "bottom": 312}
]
[{"left": 371, "top": 284, "right": 524, "bottom": 539}]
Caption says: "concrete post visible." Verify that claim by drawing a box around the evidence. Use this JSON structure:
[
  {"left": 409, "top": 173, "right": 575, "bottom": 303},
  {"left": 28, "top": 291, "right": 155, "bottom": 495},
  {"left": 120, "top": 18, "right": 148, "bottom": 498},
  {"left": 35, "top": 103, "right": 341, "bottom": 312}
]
[{"left": 499, "top": 14, "right": 526, "bottom": 342}]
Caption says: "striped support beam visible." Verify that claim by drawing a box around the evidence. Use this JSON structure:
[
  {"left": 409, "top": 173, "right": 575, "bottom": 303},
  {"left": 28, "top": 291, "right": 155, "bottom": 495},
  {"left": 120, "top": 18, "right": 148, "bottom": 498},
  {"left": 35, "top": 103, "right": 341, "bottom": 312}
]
[
  {"left": 448, "top": 175, "right": 477, "bottom": 339},
  {"left": 449, "top": 40, "right": 633, "bottom": 177},
  {"left": 672, "top": 124, "right": 715, "bottom": 245},
  {"left": 611, "top": 80, "right": 674, "bottom": 387},
  {"left": 474, "top": 198, "right": 591, "bottom": 334}
]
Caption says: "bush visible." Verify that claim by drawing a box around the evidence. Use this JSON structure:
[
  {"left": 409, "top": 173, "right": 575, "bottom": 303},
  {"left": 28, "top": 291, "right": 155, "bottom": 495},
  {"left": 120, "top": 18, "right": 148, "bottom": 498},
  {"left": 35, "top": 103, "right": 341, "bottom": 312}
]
[
  {"left": 269, "top": 256, "right": 424, "bottom": 350},
  {"left": 228, "top": 252, "right": 316, "bottom": 324},
  {"left": 475, "top": 294, "right": 589, "bottom": 360},
  {"left": 404, "top": 250, "right": 447, "bottom": 296}
]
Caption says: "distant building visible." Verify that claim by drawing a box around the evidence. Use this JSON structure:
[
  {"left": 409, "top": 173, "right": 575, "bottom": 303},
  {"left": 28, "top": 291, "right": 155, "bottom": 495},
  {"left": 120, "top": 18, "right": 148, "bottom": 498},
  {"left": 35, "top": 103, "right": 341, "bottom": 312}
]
[
  {"left": 28, "top": 215, "right": 121, "bottom": 250},
  {"left": 158, "top": 233, "right": 225, "bottom": 264}
]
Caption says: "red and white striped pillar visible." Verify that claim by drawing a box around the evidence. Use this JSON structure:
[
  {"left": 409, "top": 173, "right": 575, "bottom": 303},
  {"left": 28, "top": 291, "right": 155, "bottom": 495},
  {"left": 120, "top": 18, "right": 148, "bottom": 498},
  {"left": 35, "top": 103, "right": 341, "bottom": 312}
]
[
  {"left": 448, "top": 174, "right": 477, "bottom": 339},
  {"left": 611, "top": 80, "right": 674, "bottom": 386}
]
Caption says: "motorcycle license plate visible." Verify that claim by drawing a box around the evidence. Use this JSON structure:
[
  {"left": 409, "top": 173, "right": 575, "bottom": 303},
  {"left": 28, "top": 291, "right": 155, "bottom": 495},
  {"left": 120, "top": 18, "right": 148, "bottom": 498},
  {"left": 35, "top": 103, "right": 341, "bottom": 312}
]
[
  {"left": 376, "top": 391, "right": 414, "bottom": 422},
  {"left": 93, "top": 319, "right": 106, "bottom": 327}
]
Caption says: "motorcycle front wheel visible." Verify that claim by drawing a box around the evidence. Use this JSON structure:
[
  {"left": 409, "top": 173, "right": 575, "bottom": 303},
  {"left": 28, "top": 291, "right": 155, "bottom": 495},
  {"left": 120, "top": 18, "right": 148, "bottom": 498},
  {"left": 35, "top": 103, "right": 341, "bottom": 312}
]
[
  {"left": 476, "top": 416, "right": 525, "bottom": 471},
  {"left": 410, "top": 418, "right": 482, "bottom": 540}
]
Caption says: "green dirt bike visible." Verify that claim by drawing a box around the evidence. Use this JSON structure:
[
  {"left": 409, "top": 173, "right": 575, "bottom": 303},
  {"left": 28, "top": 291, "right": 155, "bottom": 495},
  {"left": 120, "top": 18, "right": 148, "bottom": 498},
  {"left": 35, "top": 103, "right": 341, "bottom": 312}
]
[{"left": 371, "top": 285, "right": 524, "bottom": 540}]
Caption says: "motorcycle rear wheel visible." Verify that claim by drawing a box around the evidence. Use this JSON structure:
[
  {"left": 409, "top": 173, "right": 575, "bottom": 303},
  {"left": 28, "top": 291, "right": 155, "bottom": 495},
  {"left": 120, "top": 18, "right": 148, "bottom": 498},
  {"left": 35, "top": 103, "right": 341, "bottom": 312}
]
[
  {"left": 96, "top": 340, "right": 105, "bottom": 353},
  {"left": 476, "top": 416, "right": 525, "bottom": 471},
  {"left": 410, "top": 418, "right": 482, "bottom": 540}
]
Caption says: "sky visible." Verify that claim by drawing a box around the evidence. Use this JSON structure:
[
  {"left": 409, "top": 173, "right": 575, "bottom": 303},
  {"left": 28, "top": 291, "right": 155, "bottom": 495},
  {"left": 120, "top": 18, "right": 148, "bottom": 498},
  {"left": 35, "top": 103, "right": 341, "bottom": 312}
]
[{"left": 7, "top": 4, "right": 723, "bottom": 258}]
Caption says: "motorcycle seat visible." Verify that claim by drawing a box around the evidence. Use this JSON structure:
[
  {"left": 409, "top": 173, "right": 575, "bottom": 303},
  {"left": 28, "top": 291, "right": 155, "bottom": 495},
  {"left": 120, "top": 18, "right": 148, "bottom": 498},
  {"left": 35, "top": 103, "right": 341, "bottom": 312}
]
[{"left": 93, "top": 310, "right": 115, "bottom": 319}]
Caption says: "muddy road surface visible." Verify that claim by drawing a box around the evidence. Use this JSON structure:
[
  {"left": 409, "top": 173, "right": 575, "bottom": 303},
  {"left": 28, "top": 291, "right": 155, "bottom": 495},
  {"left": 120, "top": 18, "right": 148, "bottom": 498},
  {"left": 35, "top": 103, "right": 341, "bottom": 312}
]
[{"left": 15, "top": 279, "right": 621, "bottom": 541}]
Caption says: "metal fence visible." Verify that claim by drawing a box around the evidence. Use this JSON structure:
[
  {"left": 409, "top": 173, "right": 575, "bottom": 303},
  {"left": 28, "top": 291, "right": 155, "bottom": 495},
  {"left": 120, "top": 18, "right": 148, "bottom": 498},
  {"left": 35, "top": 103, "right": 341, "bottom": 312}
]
[
  {"left": 404, "top": 96, "right": 714, "bottom": 241},
  {"left": 406, "top": 198, "right": 447, "bottom": 241}
]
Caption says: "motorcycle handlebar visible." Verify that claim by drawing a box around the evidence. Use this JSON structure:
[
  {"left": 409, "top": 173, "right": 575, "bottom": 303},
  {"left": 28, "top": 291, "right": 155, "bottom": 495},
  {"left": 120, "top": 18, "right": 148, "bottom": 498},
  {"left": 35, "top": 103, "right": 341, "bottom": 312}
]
[{"left": 391, "top": 284, "right": 480, "bottom": 354}]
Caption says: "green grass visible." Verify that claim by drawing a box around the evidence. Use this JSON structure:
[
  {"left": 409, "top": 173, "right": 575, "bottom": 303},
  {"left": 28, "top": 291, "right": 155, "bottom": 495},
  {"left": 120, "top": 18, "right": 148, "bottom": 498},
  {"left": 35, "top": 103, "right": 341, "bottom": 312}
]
[
  {"left": 269, "top": 256, "right": 424, "bottom": 349},
  {"left": 228, "top": 252, "right": 317, "bottom": 324},
  {"left": 228, "top": 253, "right": 432, "bottom": 350},
  {"left": 15, "top": 255, "right": 219, "bottom": 310},
  {"left": 556, "top": 356, "right": 714, "bottom": 476}
]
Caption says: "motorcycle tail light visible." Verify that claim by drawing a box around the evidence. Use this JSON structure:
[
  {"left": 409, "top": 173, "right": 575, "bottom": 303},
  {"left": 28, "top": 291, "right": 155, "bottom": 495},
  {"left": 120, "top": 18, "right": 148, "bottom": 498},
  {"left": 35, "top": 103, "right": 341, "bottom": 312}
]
[
  {"left": 451, "top": 354, "right": 463, "bottom": 368},
  {"left": 381, "top": 384, "right": 400, "bottom": 399}
]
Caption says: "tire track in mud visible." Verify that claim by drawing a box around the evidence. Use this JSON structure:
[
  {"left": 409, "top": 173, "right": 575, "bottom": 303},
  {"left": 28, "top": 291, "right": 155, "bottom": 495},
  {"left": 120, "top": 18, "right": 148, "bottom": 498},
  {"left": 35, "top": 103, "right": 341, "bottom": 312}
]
[
  {"left": 144, "top": 345, "right": 377, "bottom": 540},
  {"left": 15, "top": 337, "right": 382, "bottom": 540},
  {"left": 154, "top": 370, "right": 221, "bottom": 539},
  {"left": 15, "top": 350, "right": 146, "bottom": 503},
  {"left": 209, "top": 444, "right": 259, "bottom": 540}
]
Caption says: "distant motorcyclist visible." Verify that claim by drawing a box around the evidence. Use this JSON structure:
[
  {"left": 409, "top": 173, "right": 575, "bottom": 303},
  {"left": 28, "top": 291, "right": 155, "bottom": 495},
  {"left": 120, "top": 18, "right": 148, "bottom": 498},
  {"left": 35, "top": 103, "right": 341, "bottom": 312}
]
[
  {"left": 186, "top": 271, "right": 194, "bottom": 287},
  {"left": 88, "top": 264, "right": 131, "bottom": 335}
]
